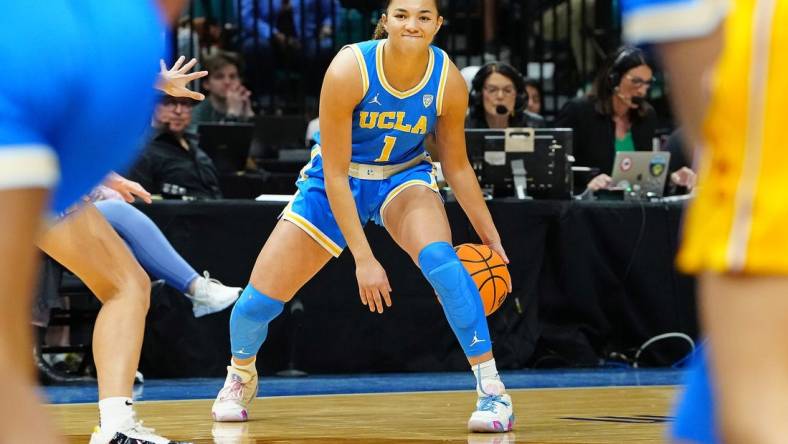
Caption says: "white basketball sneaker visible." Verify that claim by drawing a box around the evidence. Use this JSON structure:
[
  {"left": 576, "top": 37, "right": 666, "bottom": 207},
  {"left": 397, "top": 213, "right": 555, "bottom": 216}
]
[
  {"left": 212, "top": 366, "right": 258, "bottom": 422},
  {"left": 187, "top": 272, "right": 241, "bottom": 318},
  {"left": 467, "top": 380, "right": 515, "bottom": 433},
  {"left": 89, "top": 415, "right": 188, "bottom": 444}
]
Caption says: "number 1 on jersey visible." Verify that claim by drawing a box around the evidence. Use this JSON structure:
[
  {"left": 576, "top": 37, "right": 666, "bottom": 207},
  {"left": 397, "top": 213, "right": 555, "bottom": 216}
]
[{"left": 374, "top": 135, "right": 397, "bottom": 162}]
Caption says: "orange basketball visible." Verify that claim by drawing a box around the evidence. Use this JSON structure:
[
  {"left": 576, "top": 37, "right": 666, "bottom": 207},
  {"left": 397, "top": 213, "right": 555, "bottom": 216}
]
[{"left": 454, "top": 243, "right": 511, "bottom": 316}]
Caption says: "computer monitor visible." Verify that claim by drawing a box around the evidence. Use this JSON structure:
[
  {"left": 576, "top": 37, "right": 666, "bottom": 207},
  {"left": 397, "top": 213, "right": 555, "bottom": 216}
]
[
  {"left": 198, "top": 123, "right": 254, "bottom": 173},
  {"left": 610, "top": 151, "right": 672, "bottom": 198},
  {"left": 464, "top": 127, "right": 574, "bottom": 199},
  {"left": 251, "top": 115, "right": 307, "bottom": 158}
]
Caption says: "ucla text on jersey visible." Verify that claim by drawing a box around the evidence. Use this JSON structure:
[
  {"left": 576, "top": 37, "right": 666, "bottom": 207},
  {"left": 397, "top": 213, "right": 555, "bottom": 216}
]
[{"left": 316, "top": 39, "right": 450, "bottom": 165}]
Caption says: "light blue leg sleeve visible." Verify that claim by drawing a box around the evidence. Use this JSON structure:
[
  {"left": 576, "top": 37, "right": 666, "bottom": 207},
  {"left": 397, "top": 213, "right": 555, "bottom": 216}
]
[
  {"left": 418, "top": 241, "right": 492, "bottom": 357},
  {"left": 229, "top": 284, "right": 284, "bottom": 360},
  {"left": 95, "top": 199, "right": 198, "bottom": 292}
]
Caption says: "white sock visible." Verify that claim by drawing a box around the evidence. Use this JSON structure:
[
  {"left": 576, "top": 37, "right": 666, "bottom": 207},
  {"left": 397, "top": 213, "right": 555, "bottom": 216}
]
[
  {"left": 187, "top": 276, "right": 202, "bottom": 296},
  {"left": 98, "top": 397, "right": 134, "bottom": 431},
  {"left": 230, "top": 358, "right": 257, "bottom": 379},
  {"left": 472, "top": 358, "right": 502, "bottom": 396}
]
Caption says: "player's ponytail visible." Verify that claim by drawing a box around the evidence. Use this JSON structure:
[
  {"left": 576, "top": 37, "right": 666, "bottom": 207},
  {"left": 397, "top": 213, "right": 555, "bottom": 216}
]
[{"left": 373, "top": 16, "right": 387, "bottom": 39}]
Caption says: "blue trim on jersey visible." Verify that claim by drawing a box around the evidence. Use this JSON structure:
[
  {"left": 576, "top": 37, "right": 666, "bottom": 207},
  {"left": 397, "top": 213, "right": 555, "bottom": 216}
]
[{"left": 316, "top": 39, "right": 449, "bottom": 165}]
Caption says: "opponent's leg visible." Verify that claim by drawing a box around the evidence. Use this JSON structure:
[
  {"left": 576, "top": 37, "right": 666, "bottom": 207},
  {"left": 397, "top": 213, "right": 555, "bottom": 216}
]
[
  {"left": 0, "top": 189, "right": 64, "bottom": 444},
  {"left": 94, "top": 199, "right": 240, "bottom": 317},
  {"left": 384, "top": 186, "right": 513, "bottom": 433},
  {"left": 698, "top": 274, "right": 788, "bottom": 443},
  {"left": 38, "top": 204, "right": 177, "bottom": 444},
  {"left": 212, "top": 219, "right": 333, "bottom": 421}
]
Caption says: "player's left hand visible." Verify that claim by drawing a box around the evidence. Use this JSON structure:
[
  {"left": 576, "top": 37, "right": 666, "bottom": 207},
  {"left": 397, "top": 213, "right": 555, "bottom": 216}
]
[
  {"left": 156, "top": 56, "right": 208, "bottom": 101},
  {"left": 486, "top": 241, "right": 512, "bottom": 292},
  {"left": 103, "top": 172, "right": 152, "bottom": 204},
  {"left": 670, "top": 166, "right": 697, "bottom": 190}
]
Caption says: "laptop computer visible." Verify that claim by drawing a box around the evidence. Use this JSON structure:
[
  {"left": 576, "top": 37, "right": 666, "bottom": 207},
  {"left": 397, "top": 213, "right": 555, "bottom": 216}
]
[
  {"left": 198, "top": 123, "right": 254, "bottom": 173},
  {"left": 610, "top": 151, "right": 672, "bottom": 198}
]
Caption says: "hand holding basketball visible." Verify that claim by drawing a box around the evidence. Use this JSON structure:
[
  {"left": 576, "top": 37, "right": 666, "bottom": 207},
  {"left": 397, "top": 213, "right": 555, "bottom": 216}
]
[{"left": 455, "top": 243, "right": 512, "bottom": 316}]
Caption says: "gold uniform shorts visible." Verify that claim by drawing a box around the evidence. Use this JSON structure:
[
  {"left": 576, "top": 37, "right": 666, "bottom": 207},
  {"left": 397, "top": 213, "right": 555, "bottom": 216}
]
[{"left": 678, "top": 0, "right": 788, "bottom": 274}]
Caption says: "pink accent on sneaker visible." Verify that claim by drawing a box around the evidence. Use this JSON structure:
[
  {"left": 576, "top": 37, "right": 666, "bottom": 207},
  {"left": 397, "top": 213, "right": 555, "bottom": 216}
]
[{"left": 218, "top": 375, "right": 245, "bottom": 401}]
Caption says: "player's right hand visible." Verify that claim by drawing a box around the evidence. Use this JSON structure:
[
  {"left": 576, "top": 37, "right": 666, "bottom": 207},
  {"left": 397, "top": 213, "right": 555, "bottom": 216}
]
[{"left": 355, "top": 258, "right": 392, "bottom": 314}]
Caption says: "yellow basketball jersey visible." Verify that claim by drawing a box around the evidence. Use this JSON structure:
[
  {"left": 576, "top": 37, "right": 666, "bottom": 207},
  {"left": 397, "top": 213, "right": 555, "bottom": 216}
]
[{"left": 678, "top": 0, "right": 788, "bottom": 273}]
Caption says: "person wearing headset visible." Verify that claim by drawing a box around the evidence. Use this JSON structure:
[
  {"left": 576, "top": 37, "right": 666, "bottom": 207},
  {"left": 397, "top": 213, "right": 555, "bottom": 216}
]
[
  {"left": 465, "top": 61, "right": 545, "bottom": 129},
  {"left": 555, "top": 46, "right": 696, "bottom": 192}
]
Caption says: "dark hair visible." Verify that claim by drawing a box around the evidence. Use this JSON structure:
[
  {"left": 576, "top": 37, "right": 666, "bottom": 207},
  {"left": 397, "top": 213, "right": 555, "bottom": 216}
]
[
  {"left": 203, "top": 51, "right": 244, "bottom": 77},
  {"left": 468, "top": 61, "right": 528, "bottom": 122},
  {"left": 523, "top": 78, "right": 542, "bottom": 96},
  {"left": 591, "top": 45, "right": 649, "bottom": 117},
  {"left": 372, "top": 0, "right": 441, "bottom": 40}
]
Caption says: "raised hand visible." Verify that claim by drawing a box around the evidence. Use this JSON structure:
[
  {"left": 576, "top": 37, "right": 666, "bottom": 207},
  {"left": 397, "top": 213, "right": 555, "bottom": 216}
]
[{"left": 156, "top": 55, "right": 208, "bottom": 100}]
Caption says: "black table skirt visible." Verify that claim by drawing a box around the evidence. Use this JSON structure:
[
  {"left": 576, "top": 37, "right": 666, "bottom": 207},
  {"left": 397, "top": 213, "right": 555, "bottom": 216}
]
[{"left": 133, "top": 198, "right": 697, "bottom": 377}]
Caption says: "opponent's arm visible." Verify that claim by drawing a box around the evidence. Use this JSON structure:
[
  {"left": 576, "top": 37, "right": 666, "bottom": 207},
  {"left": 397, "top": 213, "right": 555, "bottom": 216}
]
[
  {"left": 320, "top": 48, "right": 392, "bottom": 313},
  {"left": 156, "top": 56, "right": 208, "bottom": 101}
]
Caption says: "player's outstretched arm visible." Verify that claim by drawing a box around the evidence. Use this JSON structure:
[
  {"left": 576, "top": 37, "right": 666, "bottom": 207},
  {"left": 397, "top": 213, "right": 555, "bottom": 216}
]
[
  {"left": 155, "top": 55, "right": 208, "bottom": 101},
  {"left": 434, "top": 62, "right": 511, "bottom": 285}
]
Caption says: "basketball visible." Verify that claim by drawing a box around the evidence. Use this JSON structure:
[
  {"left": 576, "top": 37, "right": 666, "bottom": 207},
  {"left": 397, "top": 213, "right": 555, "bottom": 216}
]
[{"left": 454, "top": 243, "right": 511, "bottom": 316}]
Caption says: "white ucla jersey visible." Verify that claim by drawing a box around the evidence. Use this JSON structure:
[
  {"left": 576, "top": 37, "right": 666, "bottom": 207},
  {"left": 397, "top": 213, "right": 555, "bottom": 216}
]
[{"left": 317, "top": 39, "right": 450, "bottom": 164}]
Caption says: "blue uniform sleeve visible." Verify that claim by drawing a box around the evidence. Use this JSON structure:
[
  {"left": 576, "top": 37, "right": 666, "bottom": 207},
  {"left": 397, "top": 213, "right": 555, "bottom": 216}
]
[{"left": 622, "top": 0, "right": 730, "bottom": 44}]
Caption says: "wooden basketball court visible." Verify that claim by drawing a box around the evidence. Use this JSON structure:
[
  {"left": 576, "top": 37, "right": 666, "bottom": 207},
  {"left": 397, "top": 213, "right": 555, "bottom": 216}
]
[{"left": 48, "top": 385, "right": 676, "bottom": 443}]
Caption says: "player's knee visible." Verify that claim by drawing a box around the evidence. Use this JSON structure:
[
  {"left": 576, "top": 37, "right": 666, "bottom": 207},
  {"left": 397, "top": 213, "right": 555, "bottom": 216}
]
[
  {"left": 233, "top": 284, "right": 285, "bottom": 322},
  {"left": 96, "top": 262, "right": 151, "bottom": 311},
  {"left": 418, "top": 241, "right": 476, "bottom": 328},
  {"left": 123, "top": 263, "right": 151, "bottom": 311}
]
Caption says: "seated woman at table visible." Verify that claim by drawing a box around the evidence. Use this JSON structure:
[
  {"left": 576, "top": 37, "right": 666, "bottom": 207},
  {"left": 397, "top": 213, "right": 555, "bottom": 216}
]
[
  {"left": 555, "top": 46, "right": 695, "bottom": 192},
  {"left": 465, "top": 61, "right": 544, "bottom": 129}
]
